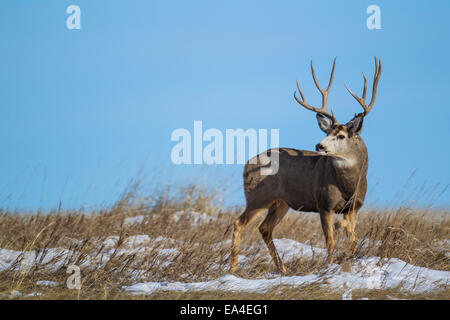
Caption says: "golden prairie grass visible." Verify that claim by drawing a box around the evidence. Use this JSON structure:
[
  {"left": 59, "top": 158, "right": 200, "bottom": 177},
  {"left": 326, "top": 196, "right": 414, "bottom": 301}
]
[{"left": 0, "top": 184, "right": 448, "bottom": 300}]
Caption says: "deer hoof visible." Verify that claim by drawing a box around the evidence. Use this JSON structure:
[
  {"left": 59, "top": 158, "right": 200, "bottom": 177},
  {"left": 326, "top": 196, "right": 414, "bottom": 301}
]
[{"left": 279, "top": 264, "right": 287, "bottom": 274}]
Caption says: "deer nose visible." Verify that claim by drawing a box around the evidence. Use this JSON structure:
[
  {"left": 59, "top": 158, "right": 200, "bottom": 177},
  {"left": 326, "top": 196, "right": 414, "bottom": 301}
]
[{"left": 316, "top": 143, "right": 325, "bottom": 152}]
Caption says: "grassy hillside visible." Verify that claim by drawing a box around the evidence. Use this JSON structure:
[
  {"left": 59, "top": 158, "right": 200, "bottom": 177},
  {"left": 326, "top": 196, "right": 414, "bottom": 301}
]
[{"left": 0, "top": 185, "right": 448, "bottom": 300}]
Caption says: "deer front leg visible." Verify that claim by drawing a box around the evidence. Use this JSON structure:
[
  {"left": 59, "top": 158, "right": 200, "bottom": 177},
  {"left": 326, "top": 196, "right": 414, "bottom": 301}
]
[
  {"left": 319, "top": 211, "right": 335, "bottom": 263},
  {"left": 344, "top": 210, "right": 358, "bottom": 254},
  {"left": 334, "top": 210, "right": 358, "bottom": 255}
]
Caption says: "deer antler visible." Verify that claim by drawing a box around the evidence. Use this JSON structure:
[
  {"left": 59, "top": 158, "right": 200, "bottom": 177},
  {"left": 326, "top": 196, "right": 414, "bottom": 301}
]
[
  {"left": 294, "top": 58, "right": 338, "bottom": 124},
  {"left": 345, "top": 57, "right": 381, "bottom": 117}
]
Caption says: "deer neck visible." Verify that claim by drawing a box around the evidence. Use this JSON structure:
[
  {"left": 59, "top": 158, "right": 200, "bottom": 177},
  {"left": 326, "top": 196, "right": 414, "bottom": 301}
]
[
  {"left": 328, "top": 149, "right": 368, "bottom": 190},
  {"left": 331, "top": 155, "right": 358, "bottom": 170}
]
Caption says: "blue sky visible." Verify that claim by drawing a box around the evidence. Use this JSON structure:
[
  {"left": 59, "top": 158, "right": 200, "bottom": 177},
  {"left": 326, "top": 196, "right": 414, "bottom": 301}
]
[{"left": 0, "top": 1, "right": 449, "bottom": 211}]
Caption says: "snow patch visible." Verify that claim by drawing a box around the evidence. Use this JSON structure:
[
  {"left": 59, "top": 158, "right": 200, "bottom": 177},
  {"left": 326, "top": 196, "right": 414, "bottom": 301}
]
[
  {"left": 125, "top": 273, "right": 319, "bottom": 295},
  {"left": 123, "top": 235, "right": 151, "bottom": 247},
  {"left": 0, "top": 247, "right": 80, "bottom": 272},
  {"left": 124, "top": 238, "right": 449, "bottom": 296},
  {"left": 172, "top": 211, "right": 217, "bottom": 226},
  {"left": 37, "top": 280, "right": 59, "bottom": 287},
  {"left": 274, "top": 239, "right": 326, "bottom": 261},
  {"left": 124, "top": 216, "right": 145, "bottom": 227}
]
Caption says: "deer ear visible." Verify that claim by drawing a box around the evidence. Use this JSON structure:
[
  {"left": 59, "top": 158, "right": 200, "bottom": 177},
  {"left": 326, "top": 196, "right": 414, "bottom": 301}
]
[
  {"left": 316, "top": 114, "right": 333, "bottom": 133},
  {"left": 346, "top": 114, "right": 364, "bottom": 136}
]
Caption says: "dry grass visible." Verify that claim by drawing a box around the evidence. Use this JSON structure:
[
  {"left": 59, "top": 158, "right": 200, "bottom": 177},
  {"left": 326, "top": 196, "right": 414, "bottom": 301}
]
[{"left": 0, "top": 184, "right": 448, "bottom": 300}]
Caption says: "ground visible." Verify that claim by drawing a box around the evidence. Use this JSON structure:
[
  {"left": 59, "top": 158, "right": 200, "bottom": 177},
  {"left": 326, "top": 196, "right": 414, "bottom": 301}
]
[{"left": 0, "top": 186, "right": 448, "bottom": 300}]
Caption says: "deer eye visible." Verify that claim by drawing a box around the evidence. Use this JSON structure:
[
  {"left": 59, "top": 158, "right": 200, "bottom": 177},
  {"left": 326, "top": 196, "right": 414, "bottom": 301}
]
[{"left": 337, "top": 135, "right": 345, "bottom": 140}]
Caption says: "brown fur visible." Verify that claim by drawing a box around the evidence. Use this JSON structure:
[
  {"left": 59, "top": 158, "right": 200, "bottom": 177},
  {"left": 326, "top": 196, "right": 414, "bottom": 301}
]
[{"left": 230, "top": 125, "right": 368, "bottom": 273}]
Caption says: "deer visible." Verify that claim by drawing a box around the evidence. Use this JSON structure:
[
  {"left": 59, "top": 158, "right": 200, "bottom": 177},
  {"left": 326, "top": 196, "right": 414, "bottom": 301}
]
[{"left": 230, "top": 57, "right": 381, "bottom": 274}]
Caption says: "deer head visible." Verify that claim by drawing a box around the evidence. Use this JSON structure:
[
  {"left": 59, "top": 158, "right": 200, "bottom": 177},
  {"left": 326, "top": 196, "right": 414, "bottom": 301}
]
[{"left": 294, "top": 57, "right": 381, "bottom": 157}]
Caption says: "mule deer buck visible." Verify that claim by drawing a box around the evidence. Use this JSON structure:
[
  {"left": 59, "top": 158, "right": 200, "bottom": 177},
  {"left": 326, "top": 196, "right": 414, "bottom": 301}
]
[{"left": 230, "top": 57, "right": 381, "bottom": 273}]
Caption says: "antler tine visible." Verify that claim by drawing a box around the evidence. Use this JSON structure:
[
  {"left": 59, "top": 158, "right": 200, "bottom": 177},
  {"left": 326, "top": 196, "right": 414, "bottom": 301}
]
[
  {"left": 327, "top": 58, "right": 337, "bottom": 91},
  {"left": 311, "top": 57, "right": 336, "bottom": 93},
  {"left": 345, "top": 68, "right": 369, "bottom": 113},
  {"left": 293, "top": 83, "right": 325, "bottom": 116},
  {"left": 345, "top": 56, "right": 381, "bottom": 116},
  {"left": 294, "top": 58, "right": 338, "bottom": 124},
  {"left": 295, "top": 80, "right": 306, "bottom": 102},
  {"left": 362, "top": 72, "right": 367, "bottom": 101},
  {"left": 367, "top": 57, "right": 381, "bottom": 111}
]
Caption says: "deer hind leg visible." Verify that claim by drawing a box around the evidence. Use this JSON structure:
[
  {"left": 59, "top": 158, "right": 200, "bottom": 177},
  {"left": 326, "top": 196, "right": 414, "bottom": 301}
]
[
  {"left": 230, "top": 206, "right": 267, "bottom": 273},
  {"left": 319, "top": 211, "right": 335, "bottom": 264},
  {"left": 259, "top": 200, "right": 289, "bottom": 274}
]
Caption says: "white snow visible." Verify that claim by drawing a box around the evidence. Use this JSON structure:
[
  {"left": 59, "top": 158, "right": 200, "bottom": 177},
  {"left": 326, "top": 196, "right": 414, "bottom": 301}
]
[
  {"left": 274, "top": 238, "right": 326, "bottom": 261},
  {"left": 0, "top": 234, "right": 172, "bottom": 274},
  {"left": 342, "top": 288, "right": 353, "bottom": 300},
  {"left": 123, "top": 215, "right": 145, "bottom": 227},
  {"left": 123, "top": 234, "right": 151, "bottom": 247},
  {"left": 0, "top": 247, "right": 78, "bottom": 272},
  {"left": 9, "top": 290, "right": 22, "bottom": 298},
  {"left": 125, "top": 274, "right": 319, "bottom": 294},
  {"left": 158, "top": 248, "right": 179, "bottom": 258},
  {"left": 172, "top": 211, "right": 217, "bottom": 226},
  {"left": 36, "top": 280, "right": 59, "bottom": 287},
  {"left": 124, "top": 254, "right": 449, "bottom": 295},
  {"left": 102, "top": 236, "right": 120, "bottom": 249},
  {"left": 123, "top": 238, "right": 449, "bottom": 296},
  {"left": 323, "top": 256, "right": 450, "bottom": 292},
  {"left": 0, "top": 290, "right": 43, "bottom": 298},
  {"left": 1, "top": 231, "right": 448, "bottom": 297},
  {"left": 27, "top": 292, "right": 43, "bottom": 297}
]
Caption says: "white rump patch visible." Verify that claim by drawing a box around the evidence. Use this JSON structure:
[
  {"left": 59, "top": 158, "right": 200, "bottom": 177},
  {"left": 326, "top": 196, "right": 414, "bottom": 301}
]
[
  {"left": 257, "top": 153, "right": 272, "bottom": 165},
  {"left": 260, "top": 167, "right": 275, "bottom": 175}
]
